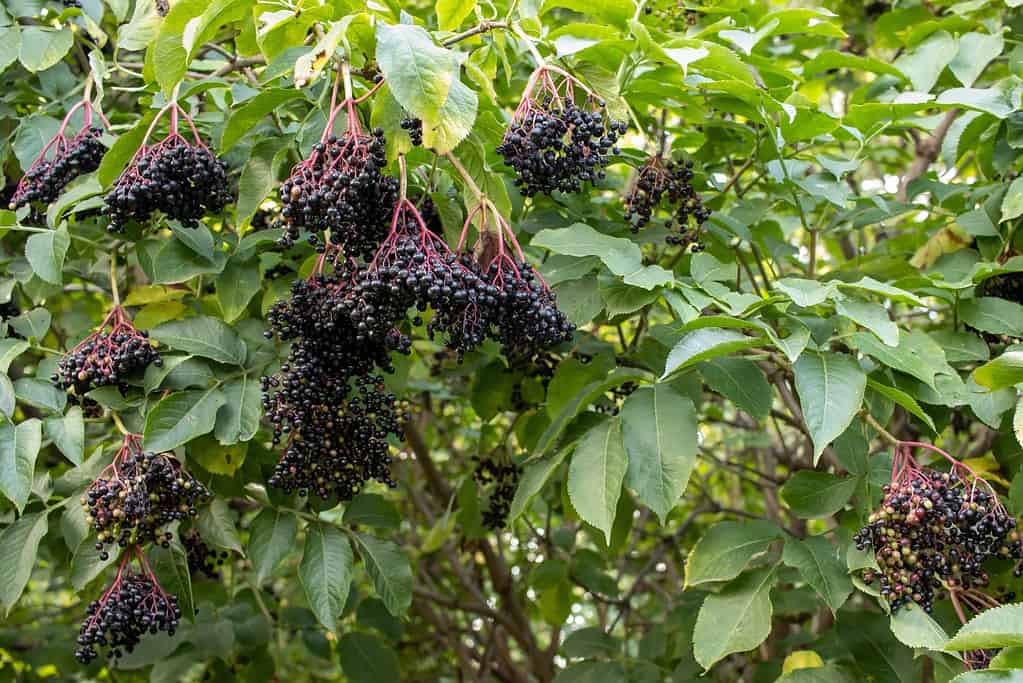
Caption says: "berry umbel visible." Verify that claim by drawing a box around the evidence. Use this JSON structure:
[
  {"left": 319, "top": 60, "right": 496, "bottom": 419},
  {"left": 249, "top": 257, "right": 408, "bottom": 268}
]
[
  {"left": 55, "top": 306, "right": 160, "bottom": 397},
  {"left": 624, "top": 155, "right": 711, "bottom": 250},
  {"left": 9, "top": 98, "right": 108, "bottom": 210},
  {"left": 497, "top": 65, "right": 625, "bottom": 197},
  {"left": 105, "top": 102, "right": 231, "bottom": 232}
]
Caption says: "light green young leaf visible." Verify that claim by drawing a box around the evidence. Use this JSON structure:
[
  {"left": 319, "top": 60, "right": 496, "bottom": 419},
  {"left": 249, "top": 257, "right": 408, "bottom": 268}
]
[
  {"left": 684, "top": 520, "right": 782, "bottom": 588},
  {"left": 793, "top": 352, "right": 866, "bottom": 463},
  {"left": 944, "top": 603, "right": 1023, "bottom": 651},
  {"left": 24, "top": 227, "right": 70, "bottom": 285}
]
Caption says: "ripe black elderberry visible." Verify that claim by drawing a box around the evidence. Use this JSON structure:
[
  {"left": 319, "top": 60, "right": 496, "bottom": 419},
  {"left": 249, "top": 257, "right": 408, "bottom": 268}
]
[
  {"left": 84, "top": 434, "right": 210, "bottom": 555},
  {"left": 9, "top": 100, "right": 107, "bottom": 209},
  {"left": 181, "top": 529, "right": 228, "bottom": 579},
  {"left": 278, "top": 95, "right": 397, "bottom": 258},
  {"left": 75, "top": 553, "right": 181, "bottom": 664},
  {"left": 262, "top": 260, "right": 410, "bottom": 501},
  {"left": 55, "top": 306, "right": 160, "bottom": 397},
  {"left": 625, "top": 156, "right": 711, "bottom": 250},
  {"left": 472, "top": 455, "right": 521, "bottom": 530},
  {"left": 497, "top": 66, "right": 625, "bottom": 196},
  {"left": 854, "top": 442, "right": 1023, "bottom": 613},
  {"left": 400, "top": 115, "right": 423, "bottom": 146},
  {"left": 105, "top": 103, "right": 231, "bottom": 232}
]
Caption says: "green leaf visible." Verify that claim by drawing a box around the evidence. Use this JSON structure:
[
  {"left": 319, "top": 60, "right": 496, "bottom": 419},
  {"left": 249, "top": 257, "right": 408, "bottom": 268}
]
[
  {"left": 0, "top": 26, "right": 21, "bottom": 73},
  {"left": 70, "top": 542, "right": 119, "bottom": 591},
  {"left": 944, "top": 603, "right": 1023, "bottom": 651},
  {"left": 835, "top": 297, "right": 899, "bottom": 347},
  {"left": 775, "top": 278, "right": 837, "bottom": 307},
  {"left": 249, "top": 509, "right": 298, "bottom": 583},
  {"left": 353, "top": 532, "right": 413, "bottom": 616},
  {"left": 222, "top": 89, "right": 305, "bottom": 151},
  {"left": 375, "top": 23, "right": 457, "bottom": 123},
  {"left": 421, "top": 75, "right": 478, "bottom": 153},
  {"left": 14, "top": 378, "right": 65, "bottom": 413},
  {"left": 567, "top": 417, "right": 628, "bottom": 543},
  {"left": 793, "top": 351, "right": 866, "bottom": 463},
  {"left": 684, "top": 520, "right": 781, "bottom": 588},
  {"left": 9, "top": 308, "right": 51, "bottom": 340},
  {"left": 1003, "top": 177, "right": 1023, "bottom": 223},
  {"left": 118, "top": 0, "right": 161, "bottom": 52},
  {"left": 98, "top": 111, "right": 155, "bottom": 187},
  {"left": 149, "top": 540, "right": 194, "bottom": 624},
  {"left": 692, "top": 566, "right": 777, "bottom": 670},
  {"left": 437, "top": 0, "right": 476, "bottom": 31},
  {"left": 951, "top": 670, "right": 1023, "bottom": 682},
  {"left": 620, "top": 385, "right": 697, "bottom": 523},
  {"left": 300, "top": 523, "right": 354, "bottom": 632},
  {"left": 0, "top": 511, "right": 47, "bottom": 615},
  {"left": 151, "top": 0, "right": 205, "bottom": 95},
  {"left": 779, "top": 471, "right": 858, "bottom": 519},
  {"left": 0, "top": 339, "right": 29, "bottom": 374},
  {"left": 343, "top": 494, "right": 401, "bottom": 529},
  {"left": 541, "top": 0, "right": 635, "bottom": 29},
  {"left": 338, "top": 632, "right": 400, "bottom": 683},
  {"left": 236, "top": 136, "right": 291, "bottom": 227},
  {"left": 532, "top": 223, "right": 643, "bottom": 277},
  {"left": 866, "top": 379, "right": 936, "bottom": 433},
  {"left": 950, "top": 32, "right": 1004, "bottom": 86},
  {"left": 143, "top": 388, "right": 226, "bottom": 452},
  {"left": 893, "top": 30, "right": 954, "bottom": 92},
  {"left": 699, "top": 357, "right": 772, "bottom": 419},
  {"left": 43, "top": 406, "right": 84, "bottom": 465},
  {"left": 890, "top": 607, "right": 951, "bottom": 651},
  {"left": 929, "top": 330, "right": 989, "bottom": 364},
  {"left": 781, "top": 535, "right": 852, "bottom": 615},
  {"left": 0, "top": 419, "right": 41, "bottom": 512},
  {"left": 150, "top": 316, "right": 247, "bottom": 365},
  {"left": 24, "top": 227, "right": 70, "bottom": 285},
  {"left": 197, "top": 497, "right": 243, "bottom": 554},
  {"left": 552, "top": 661, "right": 627, "bottom": 682},
  {"left": 662, "top": 329, "right": 764, "bottom": 380},
  {"left": 217, "top": 260, "right": 261, "bottom": 323},
  {"left": 961, "top": 297, "right": 1023, "bottom": 337},
  {"left": 852, "top": 330, "right": 950, "bottom": 389},
  {"left": 213, "top": 375, "right": 261, "bottom": 445},
  {"left": 509, "top": 448, "right": 569, "bottom": 521},
  {"left": 19, "top": 26, "right": 73, "bottom": 72}
]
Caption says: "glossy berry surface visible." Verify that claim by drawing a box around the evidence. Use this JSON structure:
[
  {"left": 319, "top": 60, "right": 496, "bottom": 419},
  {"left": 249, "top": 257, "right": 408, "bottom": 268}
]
[
  {"left": 625, "top": 156, "right": 711, "bottom": 249},
  {"left": 10, "top": 127, "right": 105, "bottom": 209},
  {"left": 55, "top": 307, "right": 160, "bottom": 397}
]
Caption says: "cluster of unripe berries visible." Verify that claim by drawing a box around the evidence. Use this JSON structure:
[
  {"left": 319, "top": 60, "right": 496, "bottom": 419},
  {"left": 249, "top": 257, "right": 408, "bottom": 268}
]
[
  {"left": 625, "top": 157, "right": 711, "bottom": 250},
  {"left": 75, "top": 562, "right": 182, "bottom": 664},
  {"left": 472, "top": 455, "right": 521, "bottom": 530},
  {"left": 278, "top": 128, "right": 398, "bottom": 258},
  {"left": 105, "top": 134, "right": 231, "bottom": 232},
  {"left": 9, "top": 127, "right": 105, "bottom": 209},
  {"left": 54, "top": 307, "right": 160, "bottom": 397},
  {"left": 84, "top": 444, "right": 210, "bottom": 558},
  {"left": 855, "top": 464, "right": 1022, "bottom": 613},
  {"left": 498, "top": 94, "right": 626, "bottom": 197}
]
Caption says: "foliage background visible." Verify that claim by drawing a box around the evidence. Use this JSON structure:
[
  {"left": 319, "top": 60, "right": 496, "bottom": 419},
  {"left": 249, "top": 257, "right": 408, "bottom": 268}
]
[{"left": 0, "top": 0, "right": 1022, "bottom": 681}]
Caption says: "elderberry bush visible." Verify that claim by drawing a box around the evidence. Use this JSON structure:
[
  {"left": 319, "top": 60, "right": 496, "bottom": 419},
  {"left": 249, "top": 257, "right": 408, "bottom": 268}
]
[
  {"left": 854, "top": 467, "right": 1023, "bottom": 612},
  {"left": 9, "top": 127, "right": 105, "bottom": 209},
  {"left": 625, "top": 157, "right": 711, "bottom": 249},
  {"left": 279, "top": 128, "right": 398, "bottom": 258},
  {"left": 85, "top": 439, "right": 210, "bottom": 555},
  {"left": 472, "top": 455, "right": 521, "bottom": 530},
  {"left": 498, "top": 70, "right": 625, "bottom": 196},
  {"left": 76, "top": 565, "right": 181, "bottom": 664},
  {"left": 55, "top": 307, "right": 160, "bottom": 396},
  {"left": 105, "top": 133, "right": 231, "bottom": 232}
]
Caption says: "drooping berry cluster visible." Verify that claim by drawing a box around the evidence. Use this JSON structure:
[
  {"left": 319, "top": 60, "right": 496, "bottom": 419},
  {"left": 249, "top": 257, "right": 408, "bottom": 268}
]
[
  {"left": 105, "top": 103, "right": 231, "bottom": 232},
  {"left": 84, "top": 435, "right": 210, "bottom": 557},
  {"left": 472, "top": 455, "right": 521, "bottom": 530},
  {"left": 625, "top": 156, "right": 711, "bottom": 249},
  {"left": 855, "top": 442, "right": 1023, "bottom": 613},
  {"left": 55, "top": 306, "right": 160, "bottom": 397},
  {"left": 400, "top": 115, "right": 423, "bottom": 146},
  {"left": 181, "top": 529, "right": 228, "bottom": 580},
  {"left": 262, "top": 265, "right": 409, "bottom": 501},
  {"left": 497, "top": 66, "right": 625, "bottom": 197},
  {"left": 278, "top": 93, "right": 397, "bottom": 257},
  {"left": 75, "top": 552, "right": 181, "bottom": 664},
  {"left": 10, "top": 100, "right": 107, "bottom": 209},
  {"left": 978, "top": 272, "right": 1023, "bottom": 306}
]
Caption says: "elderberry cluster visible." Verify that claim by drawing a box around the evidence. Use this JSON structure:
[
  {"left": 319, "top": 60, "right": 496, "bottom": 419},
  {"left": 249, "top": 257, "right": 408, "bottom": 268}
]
[
  {"left": 84, "top": 449, "right": 210, "bottom": 556},
  {"left": 472, "top": 455, "right": 521, "bottom": 530},
  {"left": 482, "top": 257, "right": 574, "bottom": 353},
  {"left": 854, "top": 469, "right": 1023, "bottom": 612},
  {"left": 55, "top": 311, "right": 160, "bottom": 396},
  {"left": 181, "top": 529, "right": 228, "bottom": 580},
  {"left": 498, "top": 98, "right": 625, "bottom": 196},
  {"left": 262, "top": 273, "right": 409, "bottom": 500},
  {"left": 278, "top": 129, "right": 398, "bottom": 258},
  {"left": 400, "top": 116, "right": 423, "bottom": 146},
  {"left": 75, "top": 570, "right": 181, "bottom": 664},
  {"left": 105, "top": 136, "right": 231, "bottom": 232},
  {"left": 979, "top": 272, "right": 1023, "bottom": 306},
  {"left": 10, "top": 127, "right": 104, "bottom": 209},
  {"left": 625, "top": 158, "right": 711, "bottom": 249}
]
